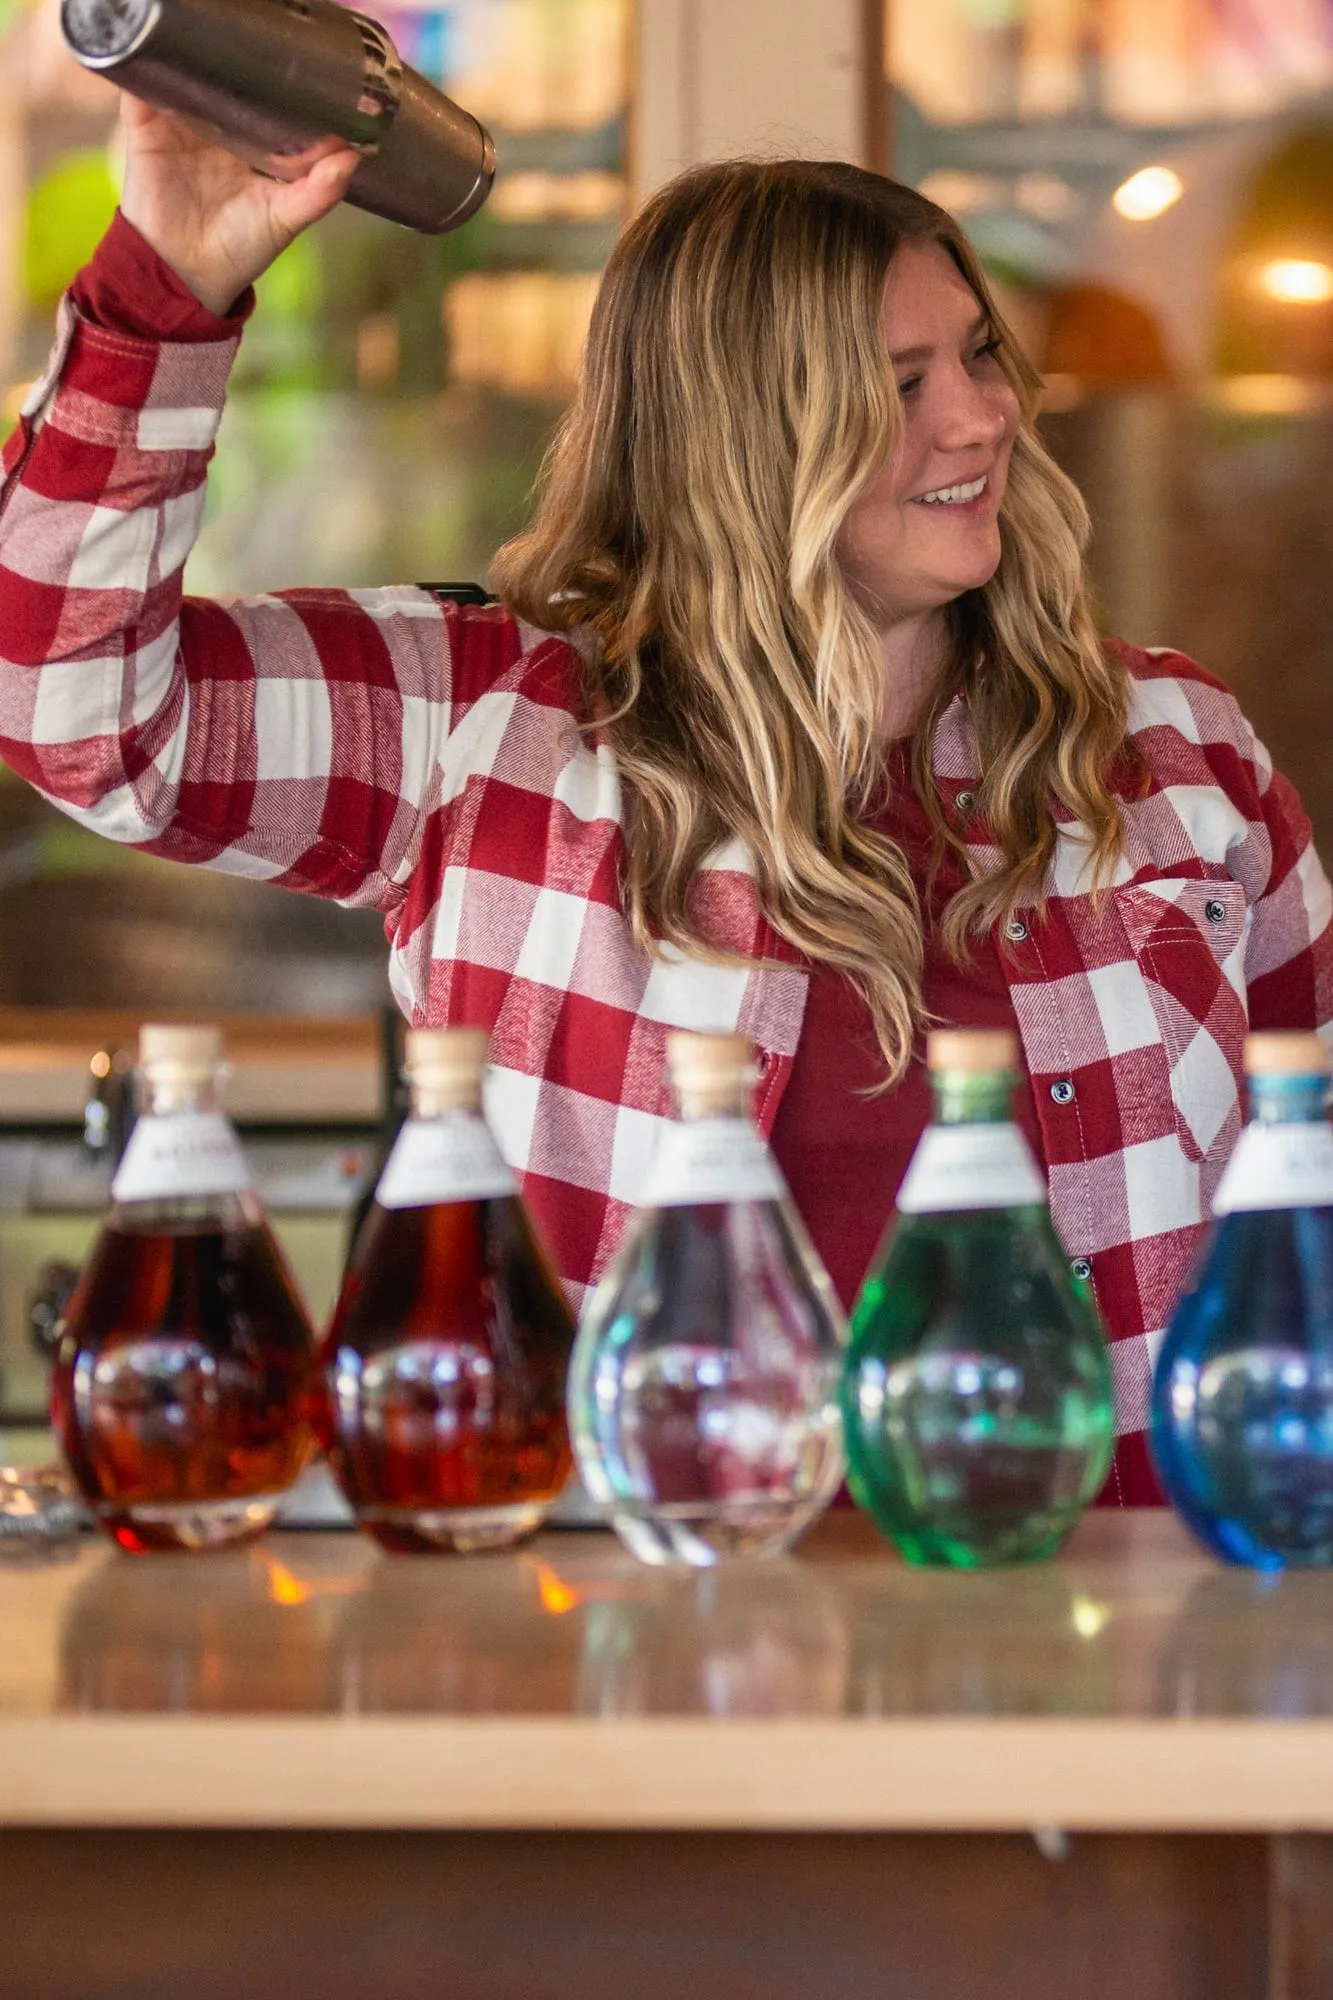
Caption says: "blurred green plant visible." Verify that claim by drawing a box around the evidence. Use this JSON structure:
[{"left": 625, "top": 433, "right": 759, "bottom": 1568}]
[
  {"left": 235, "top": 232, "right": 326, "bottom": 390},
  {"left": 25, "top": 150, "right": 119, "bottom": 310}
]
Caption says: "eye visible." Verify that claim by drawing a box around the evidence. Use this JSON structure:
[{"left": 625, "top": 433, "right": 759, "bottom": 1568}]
[
  {"left": 967, "top": 335, "right": 1003, "bottom": 366},
  {"left": 895, "top": 373, "right": 923, "bottom": 399}
]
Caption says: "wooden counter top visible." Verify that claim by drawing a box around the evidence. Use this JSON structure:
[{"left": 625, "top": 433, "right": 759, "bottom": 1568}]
[{"left": 5, "top": 1509, "right": 1333, "bottom": 1833}]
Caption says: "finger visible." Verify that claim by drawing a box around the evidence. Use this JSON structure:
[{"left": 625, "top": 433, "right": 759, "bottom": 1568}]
[
  {"left": 267, "top": 133, "right": 353, "bottom": 177},
  {"left": 267, "top": 146, "right": 360, "bottom": 235}
]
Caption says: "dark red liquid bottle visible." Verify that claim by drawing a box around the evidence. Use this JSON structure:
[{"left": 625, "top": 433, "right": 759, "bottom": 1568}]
[
  {"left": 52, "top": 1025, "right": 315, "bottom": 1553},
  {"left": 316, "top": 1027, "right": 576, "bottom": 1553}
]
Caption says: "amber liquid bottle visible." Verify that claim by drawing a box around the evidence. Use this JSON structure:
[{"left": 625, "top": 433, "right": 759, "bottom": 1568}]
[
  {"left": 52, "top": 1025, "right": 316, "bottom": 1553},
  {"left": 316, "top": 1027, "right": 576, "bottom": 1553}
]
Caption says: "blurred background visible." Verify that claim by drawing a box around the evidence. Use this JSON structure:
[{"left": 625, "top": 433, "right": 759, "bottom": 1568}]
[{"left": 0, "top": 0, "right": 1330, "bottom": 1009}]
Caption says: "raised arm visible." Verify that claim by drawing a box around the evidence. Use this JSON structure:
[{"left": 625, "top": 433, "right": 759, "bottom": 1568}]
[
  {"left": 107, "top": 96, "right": 360, "bottom": 318},
  {"left": 0, "top": 102, "right": 497, "bottom": 911}
]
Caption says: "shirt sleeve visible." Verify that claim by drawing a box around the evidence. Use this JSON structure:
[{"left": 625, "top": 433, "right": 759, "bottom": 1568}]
[
  {"left": 1236, "top": 734, "right": 1333, "bottom": 1045},
  {"left": 0, "top": 230, "right": 521, "bottom": 915},
  {"left": 72, "top": 209, "right": 256, "bottom": 343}
]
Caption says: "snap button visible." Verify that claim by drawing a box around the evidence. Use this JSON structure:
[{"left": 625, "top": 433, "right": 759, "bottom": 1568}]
[
  {"left": 1050, "top": 1077, "right": 1075, "bottom": 1105},
  {"left": 956, "top": 790, "right": 976, "bottom": 812},
  {"left": 1070, "top": 1257, "right": 1093, "bottom": 1283},
  {"left": 1004, "top": 918, "right": 1028, "bottom": 943},
  {"left": 1204, "top": 898, "right": 1227, "bottom": 925}
]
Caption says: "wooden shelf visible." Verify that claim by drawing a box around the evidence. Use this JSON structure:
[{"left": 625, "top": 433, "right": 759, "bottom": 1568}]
[{"left": 0, "top": 1010, "right": 380, "bottom": 1123}]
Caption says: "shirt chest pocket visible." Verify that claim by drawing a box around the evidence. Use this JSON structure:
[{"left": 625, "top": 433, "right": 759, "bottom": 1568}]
[{"left": 1115, "top": 877, "right": 1249, "bottom": 1167}]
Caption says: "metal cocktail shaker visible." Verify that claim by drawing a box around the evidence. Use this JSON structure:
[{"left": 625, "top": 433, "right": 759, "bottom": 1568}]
[{"left": 61, "top": 0, "right": 495, "bottom": 235}]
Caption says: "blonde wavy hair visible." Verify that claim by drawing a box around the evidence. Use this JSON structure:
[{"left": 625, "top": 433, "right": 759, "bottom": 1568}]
[{"left": 491, "top": 159, "right": 1133, "bottom": 1086}]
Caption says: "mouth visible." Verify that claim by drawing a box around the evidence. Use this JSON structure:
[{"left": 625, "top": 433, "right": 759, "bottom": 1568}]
[{"left": 910, "top": 474, "right": 990, "bottom": 512}]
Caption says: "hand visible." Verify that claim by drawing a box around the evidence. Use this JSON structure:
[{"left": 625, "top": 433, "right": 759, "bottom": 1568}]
[{"left": 117, "top": 96, "right": 360, "bottom": 316}]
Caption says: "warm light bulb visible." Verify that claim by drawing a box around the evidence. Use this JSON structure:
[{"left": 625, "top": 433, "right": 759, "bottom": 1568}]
[
  {"left": 1259, "top": 258, "right": 1333, "bottom": 304},
  {"left": 1111, "top": 166, "right": 1183, "bottom": 222}
]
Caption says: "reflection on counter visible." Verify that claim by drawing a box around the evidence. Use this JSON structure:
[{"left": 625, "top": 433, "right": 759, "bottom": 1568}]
[
  {"left": 1162, "top": 1570, "right": 1333, "bottom": 1718},
  {"left": 58, "top": 1541, "right": 361, "bottom": 1713},
  {"left": 574, "top": 1561, "right": 850, "bottom": 1718},
  {"left": 844, "top": 1564, "right": 1117, "bottom": 1719},
  {"left": 53, "top": 1533, "right": 851, "bottom": 1718},
  {"left": 330, "top": 1547, "right": 594, "bottom": 1713},
  {"left": 30, "top": 1511, "right": 1333, "bottom": 1725}
]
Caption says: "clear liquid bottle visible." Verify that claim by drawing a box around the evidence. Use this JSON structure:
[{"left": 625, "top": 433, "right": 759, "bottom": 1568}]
[
  {"left": 52, "top": 1025, "right": 316, "bottom": 1553},
  {"left": 1152, "top": 1031, "right": 1333, "bottom": 1568},
  {"left": 843, "top": 1029, "right": 1114, "bottom": 1567},
  {"left": 568, "top": 1031, "right": 846, "bottom": 1568},
  {"left": 316, "top": 1028, "right": 576, "bottom": 1553}
]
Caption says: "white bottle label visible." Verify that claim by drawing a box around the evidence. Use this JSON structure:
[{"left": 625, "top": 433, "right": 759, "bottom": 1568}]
[
  {"left": 1212, "top": 1121, "right": 1333, "bottom": 1215},
  {"left": 111, "top": 1112, "right": 252, "bottom": 1205},
  {"left": 640, "top": 1118, "right": 785, "bottom": 1208},
  {"left": 896, "top": 1122, "right": 1047, "bottom": 1214},
  {"left": 375, "top": 1115, "right": 517, "bottom": 1210}
]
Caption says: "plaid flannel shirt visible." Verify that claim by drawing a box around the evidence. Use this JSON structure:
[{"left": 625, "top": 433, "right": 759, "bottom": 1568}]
[{"left": 3, "top": 287, "right": 1332, "bottom": 1498}]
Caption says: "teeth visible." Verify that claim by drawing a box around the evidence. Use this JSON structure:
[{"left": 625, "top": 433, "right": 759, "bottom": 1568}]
[{"left": 917, "top": 476, "right": 986, "bottom": 506}]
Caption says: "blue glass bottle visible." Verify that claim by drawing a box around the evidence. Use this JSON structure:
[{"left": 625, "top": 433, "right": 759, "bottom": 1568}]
[{"left": 1152, "top": 1032, "right": 1333, "bottom": 1568}]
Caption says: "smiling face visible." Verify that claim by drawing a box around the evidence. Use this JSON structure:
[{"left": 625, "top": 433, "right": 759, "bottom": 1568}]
[{"left": 838, "top": 239, "right": 1022, "bottom": 629}]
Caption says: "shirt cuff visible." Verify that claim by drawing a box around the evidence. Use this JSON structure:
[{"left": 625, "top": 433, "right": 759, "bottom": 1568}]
[{"left": 71, "top": 209, "right": 256, "bottom": 343}]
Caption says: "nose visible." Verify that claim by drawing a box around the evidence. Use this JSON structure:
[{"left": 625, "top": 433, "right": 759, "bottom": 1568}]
[{"left": 933, "top": 364, "right": 1011, "bottom": 453}]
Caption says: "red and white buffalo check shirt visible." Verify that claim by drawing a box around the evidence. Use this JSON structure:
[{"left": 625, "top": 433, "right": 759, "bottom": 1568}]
[{"left": 3, "top": 231, "right": 1332, "bottom": 1504}]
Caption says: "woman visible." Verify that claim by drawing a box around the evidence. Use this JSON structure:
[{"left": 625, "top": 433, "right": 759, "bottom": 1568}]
[{"left": 0, "top": 109, "right": 1328, "bottom": 1505}]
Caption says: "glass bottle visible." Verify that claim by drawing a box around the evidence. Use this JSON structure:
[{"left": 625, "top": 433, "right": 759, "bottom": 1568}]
[
  {"left": 316, "top": 1027, "right": 576, "bottom": 1553},
  {"left": 568, "top": 1031, "right": 846, "bottom": 1568},
  {"left": 1152, "top": 1031, "right": 1333, "bottom": 1568},
  {"left": 843, "top": 1029, "right": 1114, "bottom": 1567},
  {"left": 52, "top": 1024, "right": 316, "bottom": 1553}
]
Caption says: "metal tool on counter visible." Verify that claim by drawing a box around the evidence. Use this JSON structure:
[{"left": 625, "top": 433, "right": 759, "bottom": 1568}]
[{"left": 61, "top": 0, "right": 496, "bottom": 234}]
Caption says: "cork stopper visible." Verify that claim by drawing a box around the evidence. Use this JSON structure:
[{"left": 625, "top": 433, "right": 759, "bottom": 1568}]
[
  {"left": 927, "top": 1029, "right": 1019, "bottom": 1075},
  {"left": 666, "top": 1031, "right": 757, "bottom": 1119},
  {"left": 404, "top": 1026, "right": 489, "bottom": 1113},
  {"left": 1244, "top": 1032, "right": 1328, "bottom": 1078},
  {"left": 137, "top": 1023, "right": 224, "bottom": 1079}
]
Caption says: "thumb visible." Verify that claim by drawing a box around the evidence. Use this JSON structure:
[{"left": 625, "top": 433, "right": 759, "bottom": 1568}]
[{"left": 268, "top": 146, "right": 360, "bottom": 237}]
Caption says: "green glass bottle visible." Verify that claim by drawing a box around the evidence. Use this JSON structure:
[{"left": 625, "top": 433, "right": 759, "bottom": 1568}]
[{"left": 843, "top": 1029, "right": 1114, "bottom": 1567}]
